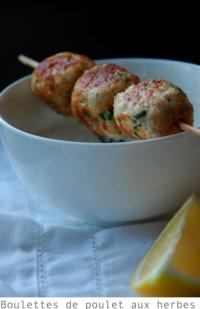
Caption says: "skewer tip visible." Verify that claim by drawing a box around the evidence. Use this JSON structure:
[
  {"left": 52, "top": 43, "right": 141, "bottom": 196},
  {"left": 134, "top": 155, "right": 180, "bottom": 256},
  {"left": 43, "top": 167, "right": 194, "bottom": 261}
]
[{"left": 18, "top": 54, "right": 39, "bottom": 69}]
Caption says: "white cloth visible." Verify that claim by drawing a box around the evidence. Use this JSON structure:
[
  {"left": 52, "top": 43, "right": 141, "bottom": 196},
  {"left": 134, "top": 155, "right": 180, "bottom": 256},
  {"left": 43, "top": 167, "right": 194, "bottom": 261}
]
[{"left": 0, "top": 140, "right": 167, "bottom": 296}]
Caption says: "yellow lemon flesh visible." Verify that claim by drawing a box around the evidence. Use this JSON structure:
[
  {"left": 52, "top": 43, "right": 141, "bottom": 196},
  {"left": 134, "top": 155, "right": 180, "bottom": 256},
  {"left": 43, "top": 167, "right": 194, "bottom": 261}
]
[{"left": 131, "top": 194, "right": 200, "bottom": 296}]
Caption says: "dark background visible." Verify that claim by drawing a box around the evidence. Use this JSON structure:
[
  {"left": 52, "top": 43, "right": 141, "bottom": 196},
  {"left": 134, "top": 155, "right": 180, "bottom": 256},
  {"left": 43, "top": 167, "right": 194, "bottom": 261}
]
[{"left": 0, "top": 3, "right": 199, "bottom": 91}]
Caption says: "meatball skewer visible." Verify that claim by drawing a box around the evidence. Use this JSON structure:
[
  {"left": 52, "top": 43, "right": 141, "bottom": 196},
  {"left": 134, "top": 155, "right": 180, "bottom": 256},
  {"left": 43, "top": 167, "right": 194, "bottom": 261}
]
[
  {"left": 18, "top": 53, "right": 94, "bottom": 115},
  {"left": 71, "top": 63, "right": 140, "bottom": 141},
  {"left": 114, "top": 80, "right": 197, "bottom": 139},
  {"left": 18, "top": 55, "right": 200, "bottom": 139}
]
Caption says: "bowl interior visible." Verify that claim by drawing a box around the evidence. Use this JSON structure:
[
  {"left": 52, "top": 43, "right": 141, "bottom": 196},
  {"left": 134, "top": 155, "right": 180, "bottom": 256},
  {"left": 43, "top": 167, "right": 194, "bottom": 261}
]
[{"left": 1, "top": 58, "right": 200, "bottom": 142}]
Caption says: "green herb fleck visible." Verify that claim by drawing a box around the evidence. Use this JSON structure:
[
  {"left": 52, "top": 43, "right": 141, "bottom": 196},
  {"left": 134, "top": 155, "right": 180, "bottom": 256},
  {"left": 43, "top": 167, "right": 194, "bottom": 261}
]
[
  {"left": 177, "top": 87, "right": 184, "bottom": 95},
  {"left": 134, "top": 123, "right": 142, "bottom": 129},
  {"left": 133, "top": 117, "right": 142, "bottom": 129},
  {"left": 95, "top": 92, "right": 101, "bottom": 100},
  {"left": 100, "top": 137, "right": 126, "bottom": 143},
  {"left": 100, "top": 109, "right": 114, "bottom": 121},
  {"left": 134, "top": 131, "right": 141, "bottom": 139},
  {"left": 116, "top": 72, "right": 124, "bottom": 79},
  {"left": 135, "top": 110, "right": 147, "bottom": 119}
]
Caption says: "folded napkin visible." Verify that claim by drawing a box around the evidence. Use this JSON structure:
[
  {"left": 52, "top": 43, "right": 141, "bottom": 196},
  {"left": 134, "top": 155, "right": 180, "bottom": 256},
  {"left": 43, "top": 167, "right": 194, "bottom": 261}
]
[{"left": 0, "top": 140, "right": 167, "bottom": 297}]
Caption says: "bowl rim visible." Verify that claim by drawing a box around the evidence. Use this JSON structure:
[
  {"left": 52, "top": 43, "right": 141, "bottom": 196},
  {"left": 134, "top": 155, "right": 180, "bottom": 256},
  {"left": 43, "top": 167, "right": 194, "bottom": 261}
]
[{"left": 0, "top": 57, "right": 199, "bottom": 147}]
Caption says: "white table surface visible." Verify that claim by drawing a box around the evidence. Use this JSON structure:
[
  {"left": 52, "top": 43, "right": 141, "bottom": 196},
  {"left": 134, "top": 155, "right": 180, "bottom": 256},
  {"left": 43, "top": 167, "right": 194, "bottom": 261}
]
[{"left": 0, "top": 139, "right": 167, "bottom": 296}]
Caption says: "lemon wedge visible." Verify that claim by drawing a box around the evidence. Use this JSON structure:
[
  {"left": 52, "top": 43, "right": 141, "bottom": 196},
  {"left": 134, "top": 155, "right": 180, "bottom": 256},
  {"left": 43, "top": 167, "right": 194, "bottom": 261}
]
[{"left": 131, "top": 194, "right": 200, "bottom": 296}]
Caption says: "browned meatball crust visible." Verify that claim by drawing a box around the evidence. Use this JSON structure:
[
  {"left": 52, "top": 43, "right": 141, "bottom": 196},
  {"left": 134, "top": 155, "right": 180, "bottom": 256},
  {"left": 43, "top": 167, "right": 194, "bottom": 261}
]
[
  {"left": 71, "top": 64, "right": 140, "bottom": 141},
  {"left": 31, "top": 52, "right": 94, "bottom": 115},
  {"left": 114, "top": 80, "right": 193, "bottom": 139}
]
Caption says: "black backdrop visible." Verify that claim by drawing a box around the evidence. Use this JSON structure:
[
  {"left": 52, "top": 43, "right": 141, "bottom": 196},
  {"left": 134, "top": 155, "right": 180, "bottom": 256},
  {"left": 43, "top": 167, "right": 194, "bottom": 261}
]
[{"left": 0, "top": 3, "right": 199, "bottom": 91}]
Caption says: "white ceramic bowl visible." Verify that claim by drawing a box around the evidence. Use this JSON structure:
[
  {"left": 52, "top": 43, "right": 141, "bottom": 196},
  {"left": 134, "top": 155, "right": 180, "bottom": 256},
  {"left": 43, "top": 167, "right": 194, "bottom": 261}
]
[{"left": 1, "top": 58, "right": 200, "bottom": 224}]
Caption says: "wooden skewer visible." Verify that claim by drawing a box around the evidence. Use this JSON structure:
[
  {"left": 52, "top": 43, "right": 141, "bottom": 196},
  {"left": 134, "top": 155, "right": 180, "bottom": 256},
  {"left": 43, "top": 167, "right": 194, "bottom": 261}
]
[
  {"left": 179, "top": 122, "right": 200, "bottom": 137},
  {"left": 18, "top": 54, "right": 39, "bottom": 69},
  {"left": 18, "top": 54, "right": 200, "bottom": 138}
]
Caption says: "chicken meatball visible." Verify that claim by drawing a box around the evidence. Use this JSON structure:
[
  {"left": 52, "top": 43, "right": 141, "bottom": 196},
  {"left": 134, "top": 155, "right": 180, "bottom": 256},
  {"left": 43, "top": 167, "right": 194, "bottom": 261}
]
[
  {"left": 71, "top": 64, "right": 140, "bottom": 141},
  {"left": 114, "top": 80, "right": 193, "bottom": 140},
  {"left": 31, "top": 52, "right": 94, "bottom": 115}
]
